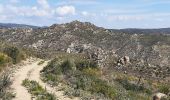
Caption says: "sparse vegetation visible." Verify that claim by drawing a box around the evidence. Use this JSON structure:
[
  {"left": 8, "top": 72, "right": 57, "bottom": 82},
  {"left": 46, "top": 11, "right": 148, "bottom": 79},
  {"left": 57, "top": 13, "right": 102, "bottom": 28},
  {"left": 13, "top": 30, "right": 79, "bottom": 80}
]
[
  {"left": 116, "top": 78, "right": 152, "bottom": 94},
  {"left": 22, "top": 79, "right": 56, "bottom": 100},
  {"left": 0, "top": 43, "right": 27, "bottom": 72},
  {"left": 158, "top": 83, "right": 170, "bottom": 95},
  {"left": 0, "top": 72, "right": 15, "bottom": 100},
  {"left": 0, "top": 41, "right": 29, "bottom": 100},
  {"left": 37, "top": 60, "right": 45, "bottom": 65},
  {"left": 0, "top": 21, "right": 170, "bottom": 100},
  {"left": 41, "top": 54, "right": 118, "bottom": 99},
  {"left": 41, "top": 53, "right": 170, "bottom": 100},
  {"left": 0, "top": 53, "right": 12, "bottom": 72},
  {"left": 3, "top": 46, "right": 25, "bottom": 64},
  {"left": 40, "top": 53, "right": 155, "bottom": 100}
]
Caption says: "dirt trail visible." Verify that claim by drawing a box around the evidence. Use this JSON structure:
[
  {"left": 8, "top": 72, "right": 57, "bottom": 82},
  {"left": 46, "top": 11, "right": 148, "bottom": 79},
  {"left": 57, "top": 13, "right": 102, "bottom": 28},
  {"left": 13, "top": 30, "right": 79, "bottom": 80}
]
[{"left": 11, "top": 58, "right": 79, "bottom": 100}]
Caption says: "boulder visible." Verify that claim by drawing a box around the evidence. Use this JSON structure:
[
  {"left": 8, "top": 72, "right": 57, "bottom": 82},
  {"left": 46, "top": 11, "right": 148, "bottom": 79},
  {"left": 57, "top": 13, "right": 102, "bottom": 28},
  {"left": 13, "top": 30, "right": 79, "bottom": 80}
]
[
  {"left": 153, "top": 93, "right": 167, "bottom": 100},
  {"left": 124, "top": 56, "right": 130, "bottom": 64},
  {"left": 117, "top": 56, "right": 130, "bottom": 65}
]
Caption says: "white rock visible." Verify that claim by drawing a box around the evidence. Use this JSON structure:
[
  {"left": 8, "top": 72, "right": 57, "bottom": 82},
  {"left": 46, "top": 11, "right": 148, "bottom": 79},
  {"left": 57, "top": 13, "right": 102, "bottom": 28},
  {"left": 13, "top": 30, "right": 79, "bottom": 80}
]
[{"left": 153, "top": 93, "right": 167, "bottom": 100}]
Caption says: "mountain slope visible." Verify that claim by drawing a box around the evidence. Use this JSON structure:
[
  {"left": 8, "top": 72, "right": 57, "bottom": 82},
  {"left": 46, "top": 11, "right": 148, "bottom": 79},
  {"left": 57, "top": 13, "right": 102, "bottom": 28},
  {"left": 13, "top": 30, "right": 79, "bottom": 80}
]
[
  {"left": 119, "top": 28, "right": 170, "bottom": 34},
  {"left": 0, "top": 21, "right": 169, "bottom": 80},
  {"left": 0, "top": 23, "right": 39, "bottom": 29}
]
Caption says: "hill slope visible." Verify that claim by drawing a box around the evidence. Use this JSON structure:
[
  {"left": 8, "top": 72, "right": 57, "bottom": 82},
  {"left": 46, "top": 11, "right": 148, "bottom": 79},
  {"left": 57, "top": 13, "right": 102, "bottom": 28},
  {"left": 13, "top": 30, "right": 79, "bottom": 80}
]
[
  {"left": 0, "top": 21, "right": 169, "bottom": 80},
  {"left": 0, "top": 23, "right": 39, "bottom": 29}
]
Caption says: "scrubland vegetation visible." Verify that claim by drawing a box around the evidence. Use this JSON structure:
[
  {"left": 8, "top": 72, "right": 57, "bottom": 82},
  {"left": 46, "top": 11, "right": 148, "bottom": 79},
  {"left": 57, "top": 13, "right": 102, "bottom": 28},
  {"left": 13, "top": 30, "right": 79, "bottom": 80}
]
[
  {"left": 0, "top": 21, "right": 170, "bottom": 100},
  {"left": 0, "top": 41, "right": 28, "bottom": 100},
  {"left": 0, "top": 40, "right": 27, "bottom": 71},
  {"left": 0, "top": 72, "right": 15, "bottom": 100},
  {"left": 40, "top": 53, "right": 170, "bottom": 100},
  {"left": 22, "top": 79, "right": 56, "bottom": 100}
]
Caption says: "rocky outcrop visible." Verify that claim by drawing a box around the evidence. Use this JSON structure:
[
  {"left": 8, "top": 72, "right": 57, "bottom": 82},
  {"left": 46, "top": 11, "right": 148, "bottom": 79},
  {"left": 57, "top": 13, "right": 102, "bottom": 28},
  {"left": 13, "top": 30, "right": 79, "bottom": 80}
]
[
  {"left": 66, "top": 43, "right": 116, "bottom": 68},
  {"left": 66, "top": 43, "right": 91, "bottom": 54},
  {"left": 117, "top": 56, "right": 130, "bottom": 66}
]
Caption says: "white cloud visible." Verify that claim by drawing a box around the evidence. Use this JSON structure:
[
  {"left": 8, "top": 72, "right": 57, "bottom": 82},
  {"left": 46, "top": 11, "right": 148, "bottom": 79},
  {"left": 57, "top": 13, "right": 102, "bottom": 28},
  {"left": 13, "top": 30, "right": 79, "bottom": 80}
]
[
  {"left": 37, "top": 0, "right": 49, "bottom": 9},
  {"left": 9, "top": 0, "right": 20, "bottom": 4},
  {"left": 81, "top": 11, "right": 96, "bottom": 17},
  {"left": 31, "top": 6, "right": 51, "bottom": 17},
  {"left": 56, "top": 5, "right": 76, "bottom": 16},
  {"left": 0, "top": 15, "right": 8, "bottom": 20},
  {"left": 107, "top": 15, "right": 148, "bottom": 21},
  {"left": 0, "top": 5, "right": 3, "bottom": 13},
  {"left": 81, "top": 11, "right": 88, "bottom": 16},
  {"left": 56, "top": 0, "right": 100, "bottom": 6},
  {"left": 2, "top": 4, "right": 52, "bottom": 18},
  {"left": 106, "top": 13, "right": 170, "bottom": 22}
]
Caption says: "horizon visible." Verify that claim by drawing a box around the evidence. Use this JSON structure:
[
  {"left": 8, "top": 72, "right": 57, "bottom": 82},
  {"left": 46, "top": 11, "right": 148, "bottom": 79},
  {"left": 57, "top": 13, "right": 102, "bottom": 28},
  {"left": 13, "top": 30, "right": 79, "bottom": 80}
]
[
  {"left": 1, "top": 20, "right": 170, "bottom": 30},
  {"left": 0, "top": 0, "right": 170, "bottom": 29}
]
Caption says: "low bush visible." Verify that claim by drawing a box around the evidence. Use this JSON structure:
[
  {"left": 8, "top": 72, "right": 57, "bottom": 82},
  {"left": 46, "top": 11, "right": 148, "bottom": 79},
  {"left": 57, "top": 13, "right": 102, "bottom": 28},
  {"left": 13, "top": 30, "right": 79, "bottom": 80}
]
[
  {"left": 37, "top": 60, "right": 45, "bottom": 65},
  {"left": 41, "top": 58, "right": 61, "bottom": 75},
  {"left": 40, "top": 59, "right": 62, "bottom": 86},
  {"left": 158, "top": 84, "right": 170, "bottom": 95},
  {"left": 126, "top": 91, "right": 151, "bottom": 100},
  {"left": 75, "top": 59, "right": 97, "bottom": 70},
  {"left": 41, "top": 57, "right": 118, "bottom": 99},
  {"left": 60, "top": 59, "right": 76, "bottom": 74},
  {"left": 82, "top": 67, "right": 101, "bottom": 77},
  {"left": 66, "top": 70, "right": 117, "bottom": 99},
  {"left": 3, "top": 46, "right": 25, "bottom": 64},
  {"left": 116, "top": 78, "right": 152, "bottom": 94},
  {"left": 41, "top": 54, "right": 154, "bottom": 100},
  {"left": 41, "top": 56, "right": 98, "bottom": 82},
  {"left": 0, "top": 53, "right": 12, "bottom": 72},
  {"left": 41, "top": 55, "right": 122, "bottom": 99},
  {"left": 0, "top": 72, "right": 15, "bottom": 100},
  {"left": 22, "top": 79, "right": 56, "bottom": 100}
]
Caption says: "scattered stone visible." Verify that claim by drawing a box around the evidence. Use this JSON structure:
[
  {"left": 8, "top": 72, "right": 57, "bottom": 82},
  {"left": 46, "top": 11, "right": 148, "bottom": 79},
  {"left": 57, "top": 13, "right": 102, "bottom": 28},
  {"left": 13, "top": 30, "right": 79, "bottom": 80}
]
[
  {"left": 117, "top": 56, "right": 130, "bottom": 66},
  {"left": 153, "top": 93, "right": 167, "bottom": 100}
]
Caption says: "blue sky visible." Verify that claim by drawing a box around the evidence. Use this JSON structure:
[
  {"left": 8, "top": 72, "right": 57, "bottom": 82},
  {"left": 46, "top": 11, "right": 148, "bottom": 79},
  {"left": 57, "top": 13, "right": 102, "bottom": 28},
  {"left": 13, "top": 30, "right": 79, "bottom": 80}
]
[{"left": 0, "top": 0, "right": 170, "bottom": 28}]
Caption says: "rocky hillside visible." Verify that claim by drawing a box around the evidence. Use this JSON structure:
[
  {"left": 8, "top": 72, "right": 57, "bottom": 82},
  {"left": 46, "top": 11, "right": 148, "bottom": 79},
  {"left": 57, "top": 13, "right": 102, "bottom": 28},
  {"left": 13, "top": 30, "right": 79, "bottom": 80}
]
[
  {"left": 114, "top": 28, "right": 170, "bottom": 34},
  {"left": 0, "top": 20, "right": 169, "bottom": 80}
]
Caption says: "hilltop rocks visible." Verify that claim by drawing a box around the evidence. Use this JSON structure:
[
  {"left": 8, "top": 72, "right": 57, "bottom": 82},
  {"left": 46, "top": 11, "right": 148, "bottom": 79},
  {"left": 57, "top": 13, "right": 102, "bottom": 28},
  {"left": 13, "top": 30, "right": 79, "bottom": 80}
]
[
  {"left": 66, "top": 43, "right": 116, "bottom": 67},
  {"left": 66, "top": 43, "right": 91, "bottom": 53},
  {"left": 117, "top": 56, "right": 130, "bottom": 66}
]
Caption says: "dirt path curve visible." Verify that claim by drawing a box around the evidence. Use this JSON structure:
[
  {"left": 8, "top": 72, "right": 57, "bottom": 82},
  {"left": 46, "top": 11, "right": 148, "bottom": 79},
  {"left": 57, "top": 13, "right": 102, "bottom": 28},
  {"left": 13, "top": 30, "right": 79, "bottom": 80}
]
[
  {"left": 11, "top": 58, "right": 38, "bottom": 100},
  {"left": 11, "top": 58, "right": 79, "bottom": 100}
]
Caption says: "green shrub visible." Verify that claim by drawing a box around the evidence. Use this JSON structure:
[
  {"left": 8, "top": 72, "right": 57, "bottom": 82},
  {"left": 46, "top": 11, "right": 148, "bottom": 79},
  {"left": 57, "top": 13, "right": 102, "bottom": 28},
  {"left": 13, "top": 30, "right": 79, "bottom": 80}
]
[
  {"left": 41, "top": 54, "right": 156, "bottom": 99},
  {"left": 0, "top": 53, "right": 10, "bottom": 65},
  {"left": 40, "top": 57, "right": 96, "bottom": 84},
  {"left": 89, "top": 78, "right": 117, "bottom": 99},
  {"left": 82, "top": 68, "right": 101, "bottom": 77},
  {"left": 158, "top": 84, "right": 170, "bottom": 95},
  {"left": 40, "top": 58, "right": 62, "bottom": 86},
  {"left": 60, "top": 59, "right": 76, "bottom": 74},
  {"left": 75, "top": 59, "right": 97, "bottom": 71},
  {"left": 126, "top": 91, "right": 151, "bottom": 100},
  {"left": 116, "top": 78, "right": 151, "bottom": 94},
  {"left": 65, "top": 71, "right": 117, "bottom": 99},
  {"left": 41, "top": 56, "right": 118, "bottom": 99},
  {"left": 41, "top": 58, "right": 61, "bottom": 75},
  {"left": 22, "top": 79, "right": 56, "bottom": 100},
  {"left": 0, "top": 53, "right": 12, "bottom": 72},
  {"left": 0, "top": 72, "right": 15, "bottom": 100},
  {"left": 3, "top": 46, "right": 25, "bottom": 64},
  {"left": 37, "top": 60, "right": 45, "bottom": 65}
]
